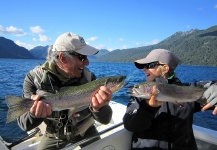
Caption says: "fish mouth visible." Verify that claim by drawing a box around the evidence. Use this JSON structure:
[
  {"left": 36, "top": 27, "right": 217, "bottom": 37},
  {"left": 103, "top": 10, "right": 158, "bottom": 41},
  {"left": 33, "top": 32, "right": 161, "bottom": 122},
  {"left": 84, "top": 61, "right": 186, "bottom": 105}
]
[{"left": 127, "top": 87, "right": 152, "bottom": 98}]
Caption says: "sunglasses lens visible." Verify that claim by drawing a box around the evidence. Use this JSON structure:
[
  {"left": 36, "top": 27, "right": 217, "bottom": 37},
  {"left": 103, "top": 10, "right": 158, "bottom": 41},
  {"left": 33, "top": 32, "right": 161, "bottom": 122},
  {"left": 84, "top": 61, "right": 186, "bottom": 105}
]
[
  {"left": 144, "top": 62, "right": 158, "bottom": 69},
  {"left": 135, "top": 63, "right": 145, "bottom": 69},
  {"left": 80, "top": 55, "right": 87, "bottom": 61},
  {"left": 148, "top": 63, "right": 156, "bottom": 68},
  {"left": 69, "top": 52, "right": 87, "bottom": 61},
  {"left": 135, "top": 62, "right": 161, "bottom": 69}
]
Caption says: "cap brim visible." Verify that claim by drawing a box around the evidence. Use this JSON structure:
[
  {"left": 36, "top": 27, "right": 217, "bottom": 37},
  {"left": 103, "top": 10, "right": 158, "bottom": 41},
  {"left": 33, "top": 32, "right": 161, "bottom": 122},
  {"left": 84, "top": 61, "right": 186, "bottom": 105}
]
[
  {"left": 135, "top": 57, "right": 158, "bottom": 64},
  {"left": 134, "top": 58, "right": 158, "bottom": 69},
  {"left": 76, "top": 45, "right": 99, "bottom": 55}
]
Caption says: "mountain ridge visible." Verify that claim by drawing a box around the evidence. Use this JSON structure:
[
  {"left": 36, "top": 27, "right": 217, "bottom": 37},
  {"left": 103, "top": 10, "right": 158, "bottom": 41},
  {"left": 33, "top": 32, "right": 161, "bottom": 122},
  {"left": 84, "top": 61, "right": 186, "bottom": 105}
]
[
  {"left": 0, "top": 37, "right": 34, "bottom": 59},
  {"left": 0, "top": 25, "right": 216, "bottom": 66}
]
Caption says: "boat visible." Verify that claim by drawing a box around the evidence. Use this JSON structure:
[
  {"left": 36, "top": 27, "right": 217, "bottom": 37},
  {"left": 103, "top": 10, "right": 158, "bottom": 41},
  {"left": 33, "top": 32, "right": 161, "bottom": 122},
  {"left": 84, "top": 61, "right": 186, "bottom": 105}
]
[{"left": 0, "top": 101, "right": 217, "bottom": 150}]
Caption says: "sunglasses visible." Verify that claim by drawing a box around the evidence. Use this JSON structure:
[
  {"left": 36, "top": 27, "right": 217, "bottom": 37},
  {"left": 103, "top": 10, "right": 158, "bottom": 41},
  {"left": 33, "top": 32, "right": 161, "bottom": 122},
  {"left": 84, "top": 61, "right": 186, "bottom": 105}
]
[
  {"left": 136, "top": 61, "right": 164, "bottom": 69},
  {"left": 69, "top": 52, "right": 87, "bottom": 62}
]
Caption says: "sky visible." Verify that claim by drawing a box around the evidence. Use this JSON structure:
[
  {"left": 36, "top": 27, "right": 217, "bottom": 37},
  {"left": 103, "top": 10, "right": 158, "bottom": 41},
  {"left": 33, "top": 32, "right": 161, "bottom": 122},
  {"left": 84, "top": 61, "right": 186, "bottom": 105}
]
[{"left": 0, "top": 0, "right": 217, "bottom": 51}]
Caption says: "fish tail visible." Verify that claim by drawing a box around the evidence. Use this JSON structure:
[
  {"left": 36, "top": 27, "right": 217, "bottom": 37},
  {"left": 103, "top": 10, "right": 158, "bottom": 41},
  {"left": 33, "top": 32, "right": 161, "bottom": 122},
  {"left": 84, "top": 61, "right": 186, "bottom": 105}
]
[{"left": 5, "top": 95, "right": 32, "bottom": 123}]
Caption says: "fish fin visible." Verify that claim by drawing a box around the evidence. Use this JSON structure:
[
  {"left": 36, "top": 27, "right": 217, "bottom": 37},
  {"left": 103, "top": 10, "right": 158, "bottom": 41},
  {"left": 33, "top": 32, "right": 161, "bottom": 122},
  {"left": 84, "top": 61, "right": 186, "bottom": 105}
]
[
  {"left": 5, "top": 95, "right": 32, "bottom": 123},
  {"left": 5, "top": 95, "right": 25, "bottom": 106}
]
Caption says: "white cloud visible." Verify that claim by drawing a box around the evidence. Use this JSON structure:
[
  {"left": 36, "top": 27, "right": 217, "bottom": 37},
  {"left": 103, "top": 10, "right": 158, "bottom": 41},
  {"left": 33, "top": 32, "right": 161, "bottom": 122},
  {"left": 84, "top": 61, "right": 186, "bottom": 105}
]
[
  {"left": 135, "top": 42, "right": 142, "bottom": 46},
  {"left": 30, "top": 26, "right": 49, "bottom": 42},
  {"left": 186, "top": 25, "right": 191, "bottom": 29},
  {"left": 87, "top": 36, "right": 98, "bottom": 41},
  {"left": 96, "top": 44, "right": 106, "bottom": 49},
  {"left": 33, "top": 38, "right": 37, "bottom": 42},
  {"left": 15, "top": 40, "right": 35, "bottom": 50},
  {"left": 0, "top": 25, "right": 25, "bottom": 36},
  {"left": 144, "top": 39, "right": 160, "bottom": 45},
  {"left": 107, "top": 48, "right": 115, "bottom": 51},
  {"left": 122, "top": 45, "right": 127, "bottom": 49},
  {"left": 30, "top": 26, "right": 44, "bottom": 34},
  {"left": 119, "top": 38, "right": 124, "bottom": 42},
  {"left": 38, "top": 34, "right": 49, "bottom": 42}
]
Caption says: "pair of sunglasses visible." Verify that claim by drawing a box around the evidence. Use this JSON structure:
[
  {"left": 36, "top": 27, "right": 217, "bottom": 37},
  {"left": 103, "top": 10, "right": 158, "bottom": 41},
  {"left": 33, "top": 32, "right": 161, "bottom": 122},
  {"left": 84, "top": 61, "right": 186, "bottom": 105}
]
[
  {"left": 69, "top": 52, "right": 87, "bottom": 62},
  {"left": 136, "top": 61, "right": 164, "bottom": 69}
]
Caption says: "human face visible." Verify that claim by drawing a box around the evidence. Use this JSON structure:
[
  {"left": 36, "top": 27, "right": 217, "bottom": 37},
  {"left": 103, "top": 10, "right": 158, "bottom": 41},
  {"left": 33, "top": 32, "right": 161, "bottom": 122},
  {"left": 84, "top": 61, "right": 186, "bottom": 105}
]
[
  {"left": 61, "top": 52, "right": 89, "bottom": 78},
  {"left": 142, "top": 62, "right": 163, "bottom": 81}
]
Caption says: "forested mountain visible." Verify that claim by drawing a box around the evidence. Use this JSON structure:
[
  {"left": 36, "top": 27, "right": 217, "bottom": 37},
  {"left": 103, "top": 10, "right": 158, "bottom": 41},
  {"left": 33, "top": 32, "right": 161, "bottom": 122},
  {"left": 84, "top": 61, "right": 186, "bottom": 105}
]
[
  {"left": 95, "top": 25, "right": 217, "bottom": 66},
  {"left": 0, "top": 37, "right": 34, "bottom": 59},
  {"left": 87, "top": 49, "right": 109, "bottom": 61},
  {"left": 0, "top": 25, "right": 217, "bottom": 66},
  {"left": 30, "top": 46, "right": 49, "bottom": 59}
]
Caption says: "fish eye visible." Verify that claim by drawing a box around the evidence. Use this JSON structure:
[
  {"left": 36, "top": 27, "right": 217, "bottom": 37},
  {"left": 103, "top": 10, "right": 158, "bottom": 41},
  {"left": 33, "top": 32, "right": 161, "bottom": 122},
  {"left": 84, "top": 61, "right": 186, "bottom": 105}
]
[{"left": 134, "top": 85, "right": 139, "bottom": 88}]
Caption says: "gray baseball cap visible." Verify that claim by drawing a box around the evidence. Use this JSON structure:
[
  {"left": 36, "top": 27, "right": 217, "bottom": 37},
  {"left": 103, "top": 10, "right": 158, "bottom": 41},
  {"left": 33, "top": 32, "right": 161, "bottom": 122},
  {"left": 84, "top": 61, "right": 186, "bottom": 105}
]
[
  {"left": 135, "top": 49, "right": 180, "bottom": 69},
  {"left": 52, "top": 32, "right": 99, "bottom": 55}
]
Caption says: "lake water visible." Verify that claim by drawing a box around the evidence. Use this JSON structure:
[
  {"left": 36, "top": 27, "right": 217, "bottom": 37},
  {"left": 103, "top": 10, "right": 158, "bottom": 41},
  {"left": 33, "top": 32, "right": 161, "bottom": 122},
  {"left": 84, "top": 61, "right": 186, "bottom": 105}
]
[{"left": 0, "top": 59, "right": 216, "bottom": 143}]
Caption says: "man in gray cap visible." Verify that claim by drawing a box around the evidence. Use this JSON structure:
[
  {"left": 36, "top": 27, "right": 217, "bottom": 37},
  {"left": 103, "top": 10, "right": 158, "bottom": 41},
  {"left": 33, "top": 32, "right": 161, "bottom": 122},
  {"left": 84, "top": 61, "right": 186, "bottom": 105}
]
[
  {"left": 18, "top": 32, "right": 113, "bottom": 149},
  {"left": 123, "top": 49, "right": 217, "bottom": 150}
]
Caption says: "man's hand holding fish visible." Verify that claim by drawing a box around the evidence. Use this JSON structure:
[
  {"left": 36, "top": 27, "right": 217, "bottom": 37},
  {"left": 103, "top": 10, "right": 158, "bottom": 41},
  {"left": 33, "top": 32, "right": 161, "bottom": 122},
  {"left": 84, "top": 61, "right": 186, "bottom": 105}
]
[
  {"left": 29, "top": 86, "right": 112, "bottom": 118},
  {"left": 6, "top": 32, "right": 126, "bottom": 149},
  {"left": 30, "top": 95, "right": 52, "bottom": 118},
  {"left": 91, "top": 86, "right": 112, "bottom": 111}
]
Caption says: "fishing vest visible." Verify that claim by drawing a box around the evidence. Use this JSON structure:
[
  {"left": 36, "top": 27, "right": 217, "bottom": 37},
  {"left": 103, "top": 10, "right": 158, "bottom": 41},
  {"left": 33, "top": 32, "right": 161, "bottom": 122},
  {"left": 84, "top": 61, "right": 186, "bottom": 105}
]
[{"left": 29, "top": 65, "right": 95, "bottom": 141}]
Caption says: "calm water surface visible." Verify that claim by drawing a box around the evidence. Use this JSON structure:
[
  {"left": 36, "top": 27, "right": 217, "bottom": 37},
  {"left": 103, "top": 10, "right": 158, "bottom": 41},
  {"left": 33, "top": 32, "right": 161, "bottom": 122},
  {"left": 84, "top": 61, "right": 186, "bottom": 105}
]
[{"left": 0, "top": 59, "right": 216, "bottom": 143}]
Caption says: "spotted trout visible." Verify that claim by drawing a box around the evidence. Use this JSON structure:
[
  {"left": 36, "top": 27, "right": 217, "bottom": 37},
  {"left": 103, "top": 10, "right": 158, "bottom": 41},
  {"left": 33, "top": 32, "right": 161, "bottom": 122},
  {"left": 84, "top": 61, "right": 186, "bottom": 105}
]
[
  {"left": 5, "top": 75, "right": 126, "bottom": 123},
  {"left": 128, "top": 82, "right": 208, "bottom": 105}
]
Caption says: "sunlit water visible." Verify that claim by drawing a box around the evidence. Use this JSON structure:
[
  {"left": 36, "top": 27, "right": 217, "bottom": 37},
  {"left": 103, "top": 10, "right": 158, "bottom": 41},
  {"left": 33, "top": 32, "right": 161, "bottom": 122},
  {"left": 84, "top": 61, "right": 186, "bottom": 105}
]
[{"left": 0, "top": 59, "right": 216, "bottom": 143}]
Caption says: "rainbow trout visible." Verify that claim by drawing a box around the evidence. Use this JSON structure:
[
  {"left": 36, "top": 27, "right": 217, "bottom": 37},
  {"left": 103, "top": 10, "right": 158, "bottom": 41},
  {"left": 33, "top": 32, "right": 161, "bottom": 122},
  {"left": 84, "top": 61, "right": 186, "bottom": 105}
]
[
  {"left": 5, "top": 76, "right": 126, "bottom": 123},
  {"left": 128, "top": 82, "right": 207, "bottom": 104}
]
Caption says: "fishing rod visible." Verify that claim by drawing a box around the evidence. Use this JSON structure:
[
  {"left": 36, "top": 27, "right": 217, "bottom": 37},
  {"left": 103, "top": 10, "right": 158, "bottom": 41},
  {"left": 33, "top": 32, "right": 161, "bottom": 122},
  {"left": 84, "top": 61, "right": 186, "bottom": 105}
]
[{"left": 61, "top": 122, "right": 124, "bottom": 150}]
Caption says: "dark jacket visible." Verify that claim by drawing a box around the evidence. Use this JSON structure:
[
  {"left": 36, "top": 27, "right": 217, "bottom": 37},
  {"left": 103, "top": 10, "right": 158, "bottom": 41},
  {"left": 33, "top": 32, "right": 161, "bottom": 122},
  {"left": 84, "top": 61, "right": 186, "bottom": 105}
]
[
  {"left": 17, "top": 62, "right": 112, "bottom": 141},
  {"left": 123, "top": 77, "right": 202, "bottom": 150}
]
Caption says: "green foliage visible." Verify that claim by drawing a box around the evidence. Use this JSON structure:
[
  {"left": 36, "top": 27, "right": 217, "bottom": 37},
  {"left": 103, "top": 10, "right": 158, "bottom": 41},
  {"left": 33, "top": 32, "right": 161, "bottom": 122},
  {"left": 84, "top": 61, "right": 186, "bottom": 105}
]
[{"left": 95, "top": 26, "right": 217, "bottom": 66}]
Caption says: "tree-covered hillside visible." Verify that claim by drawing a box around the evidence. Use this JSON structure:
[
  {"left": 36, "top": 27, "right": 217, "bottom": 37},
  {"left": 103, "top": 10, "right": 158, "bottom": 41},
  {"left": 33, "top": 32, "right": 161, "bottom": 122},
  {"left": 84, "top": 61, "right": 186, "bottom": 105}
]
[
  {"left": 95, "top": 25, "right": 217, "bottom": 66},
  {"left": 0, "top": 25, "right": 217, "bottom": 66},
  {"left": 0, "top": 37, "right": 34, "bottom": 59}
]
